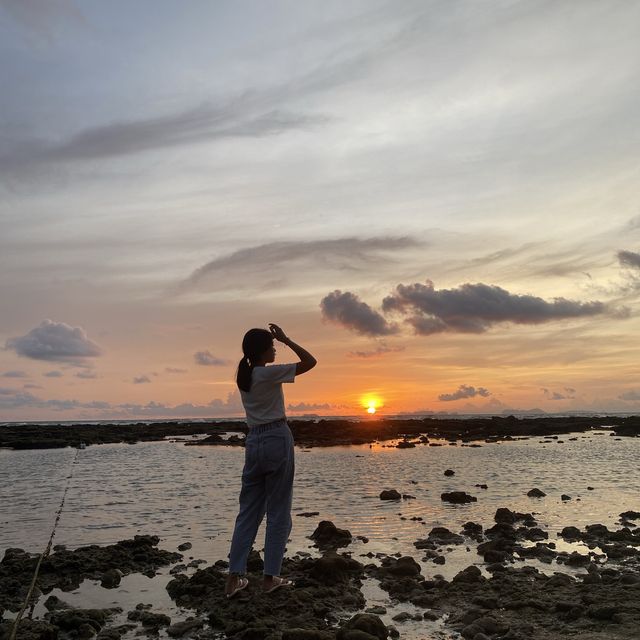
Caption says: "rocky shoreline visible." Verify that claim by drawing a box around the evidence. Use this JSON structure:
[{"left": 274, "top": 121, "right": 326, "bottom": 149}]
[
  {"left": 1, "top": 507, "right": 638, "bottom": 640},
  {"left": 0, "top": 416, "right": 638, "bottom": 450}
]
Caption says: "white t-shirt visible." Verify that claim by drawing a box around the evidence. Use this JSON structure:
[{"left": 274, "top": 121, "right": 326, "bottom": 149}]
[{"left": 240, "top": 363, "right": 297, "bottom": 427}]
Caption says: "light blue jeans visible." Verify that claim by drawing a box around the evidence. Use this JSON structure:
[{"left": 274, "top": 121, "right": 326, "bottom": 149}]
[{"left": 228, "top": 418, "right": 295, "bottom": 576}]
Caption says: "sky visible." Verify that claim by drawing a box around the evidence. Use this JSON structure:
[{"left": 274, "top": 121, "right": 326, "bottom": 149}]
[{"left": 1, "top": 0, "right": 640, "bottom": 421}]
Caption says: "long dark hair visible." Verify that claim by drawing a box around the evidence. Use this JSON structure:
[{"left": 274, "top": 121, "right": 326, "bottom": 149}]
[{"left": 236, "top": 328, "right": 273, "bottom": 392}]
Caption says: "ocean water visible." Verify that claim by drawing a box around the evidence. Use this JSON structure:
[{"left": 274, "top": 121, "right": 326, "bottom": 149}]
[{"left": 1, "top": 429, "right": 638, "bottom": 639}]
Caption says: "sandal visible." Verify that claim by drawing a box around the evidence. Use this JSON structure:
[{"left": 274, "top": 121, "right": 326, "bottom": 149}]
[
  {"left": 225, "top": 576, "right": 249, "bottom": 599},
  {"left": 263, "top": 576, "right": 294, "bottom": 593}
]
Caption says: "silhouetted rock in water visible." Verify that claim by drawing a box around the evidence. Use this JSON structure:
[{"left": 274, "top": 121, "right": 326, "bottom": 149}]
[
  {"left": 309, "top": 521, "right": 353, "bottom": 549},
  {"left": 296, "top": 511, "right": 320, "bottom": 517},
  {"left": 4, "top": 414, "right": 640, "bottom": 450},
  {"left": 441, "top": 491, "right": 477, "bottom": 504},
  {"left": 621, "top": 510, "right": 640, "bottom": 521},
  {"left": 444, "top": 469, "right": 455, "bottom": 476},
  {"left": 379, "top": 489, "right": 401, "bottom": 500},
  {"left": 0, "top": 535, "right": 181, "bottom": 614},
  {"left": 475, "top": 483, "right": 488, "bottom": 489},
  {"left": 561, "top": 494, "right": 572, "bottom": 500},
  {"left": 395, "top": 439, "right": 416, "bottom": 448},
  {"left": 527, "top": 487, "right": 546, "bottom": 497},
  {"left": 427, "top": 527, "right": 464, "bottom": 545},
  {"left": 462, "top": 521, "right": 483, "bottom": 537}
]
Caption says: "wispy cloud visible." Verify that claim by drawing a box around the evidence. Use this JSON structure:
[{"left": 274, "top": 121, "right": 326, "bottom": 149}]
[
  {"left": 177, "top": 237, "right": 420, "bottom": 293},
  {"left": 618, "top": 389, "right": 640, "bottom": 402},
  {"left": 1, "top": 370, "right": 28, "bottom": 378},
  {"left": 541, "top": 387, "right": 576, "bottom": 400},
  {"left": 133, "top": 375, "right": 151, "bottom": 384},
  {"left": 194, "top": 351, "right": 229, "bottom": 367},
  {"left": 347, "top": 342, "right": 405, "bottom": 358},
  {"left": 287, "top": 402, "right": 333, "bottom": 412}
]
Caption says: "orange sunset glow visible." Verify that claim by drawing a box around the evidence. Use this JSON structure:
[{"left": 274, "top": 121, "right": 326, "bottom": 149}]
[{"left": 1, "top": 3, "right": 640, "bottom": 422}]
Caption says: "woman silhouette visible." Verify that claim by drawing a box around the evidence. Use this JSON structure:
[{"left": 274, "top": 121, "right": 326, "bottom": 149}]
[{"left": 225, "top": 323, "right": 317, "bottom": 598}]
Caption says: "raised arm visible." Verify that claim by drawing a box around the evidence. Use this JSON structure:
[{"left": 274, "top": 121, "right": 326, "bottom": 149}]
[{"left": 269, "top": 323, "right": 317, "bottom": 376}]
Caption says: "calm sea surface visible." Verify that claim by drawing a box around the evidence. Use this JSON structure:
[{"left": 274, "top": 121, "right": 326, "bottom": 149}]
[{"left": 1, "top": 428, "right": 638, "bottom": 639}]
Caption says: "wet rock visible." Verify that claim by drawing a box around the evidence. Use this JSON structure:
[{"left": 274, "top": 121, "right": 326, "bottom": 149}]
[
  {"left": 282, "top": 630, "right": 334, "bottom": 640},
  {"left": 310, "top": 521, "right": 353, "bottom": 549},
  {"left": 177, "top": 542, "right": 192, "bottom": 552},
  {"left": 452, "top": 566, "right": 484, "bottom": 584},
  {"left": 365, "top": 606, "right": 387, "bottom": 615},
  {"left": 47, "top": 607, "right": 123, "bottom": 636},
  {"left": 0, "top": 536, "right": 181, "bottom": 613},
  {"left": 0, "top": 618, "right": 58, "bottom": 640},
  {"left": 127, "top": 605, "right": 171, "bottom": 628},
  {"left": 444, "top": 469, "right": 455, "bottom": 476},
  {"left": 310, "top": 550, "right": 364, "bottom": 584},
  {"left": 336, "top": 613, "right": 388, "bottom": 640},
  {"left": 462, "top": 522, "right": 483, "bottom": 536},
  {"left": 100, "top": 568, "right": 122, "bottom": 589},
  {"left": 475, "top": 484, "right": 488, "bottom": 489},
  {"left": 379, "top": 489, "right": 401, "bottom": 500},
  {"left": 427, "top": 527, "right": 464, "bottom": 545},
  {"left": 560, "top": 526, "right": 581, "bottom": 539},
  {"left": 166, "top": 617, "right": 205, "bottom": 637},
  {"left": 44, "top": 595, "right": 73, "bottom": 611},
  {"left": 441, "top": 491, "right": 477, "bottom": 504},
  {"left": 527, "top": 488, "right": 546, "bottom": 497},
  {"left": 561, "top": 494, "right": 572, "bottom": 501}
]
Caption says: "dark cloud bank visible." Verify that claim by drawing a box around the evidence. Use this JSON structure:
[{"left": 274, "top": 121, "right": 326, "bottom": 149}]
[{"left": 321, "top": 279, "right": 611, "bottom": 337}]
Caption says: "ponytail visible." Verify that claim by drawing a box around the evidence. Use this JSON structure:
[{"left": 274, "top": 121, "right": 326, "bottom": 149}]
[
  {"left": 236, "top": 356, "right": 254, "bottom": 392},
  {"left": 236, "top": 327, "right": 273, "bottom": 392}
]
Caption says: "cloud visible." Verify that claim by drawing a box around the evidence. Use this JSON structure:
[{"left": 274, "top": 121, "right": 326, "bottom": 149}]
[
  {"left": 43, "top": 370, "right": 63, "bottom": 377},
  {"left": 1, "top": 370, "right": 28, "bottom": 378},
  {"left": 23, "top": 383, "right": 43, "bottom": 389},
  {"left": 287, "top": 402, "right": 333, "bottom": 412},
  {"left": 541, "top": 387, "right": 576, "bottom": 400},
  {"left": 5, "top": 319, "right": 102, "bottom": 362},
  {"left": 75, "top": 370, "right": 97, "bottom": 379},
  {"left": 178, "top": 237, "right": 420, "bottom": 293},
  {"left": 133, "top": 375, "right": 151, "bottom": 384},
  {"left": 347, "top": 342, "right": 405, "bottom": 358},
  {"left": 618, "top": 390, "right": 640, "bottom": 402},
  {"left": 382, "top": 280, "right": 608, "bottom": 335},
  {"left": 320, "top": 290, "right": 398, "bottom": 337},
  {"left": 0, "top": 389, "right": 111, "bottom": 412},
  {"left": 194, "top": 351, "right": 229, "bottom": 366},
  {"left": 1, "top": 106, "right": 328, "bottom": 177},
  {"left": 618, "top": 250, "right": 640, "bottom": 269},
  {"left": 0, "top": 387, "right": 243, "bottom": 418},
  {"left": 165, "top": 367, "right": 188, "bottom": 374},
  {"left": 0, "top": 0, "right": 85, "bottom": 44},
  {"left": 438, "top": 385, "right": 491, "bottom": 402}
]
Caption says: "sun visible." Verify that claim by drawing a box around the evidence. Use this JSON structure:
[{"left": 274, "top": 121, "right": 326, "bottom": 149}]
[{"left": 362, "top": 395, "right": 383, "bottom": 415}]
